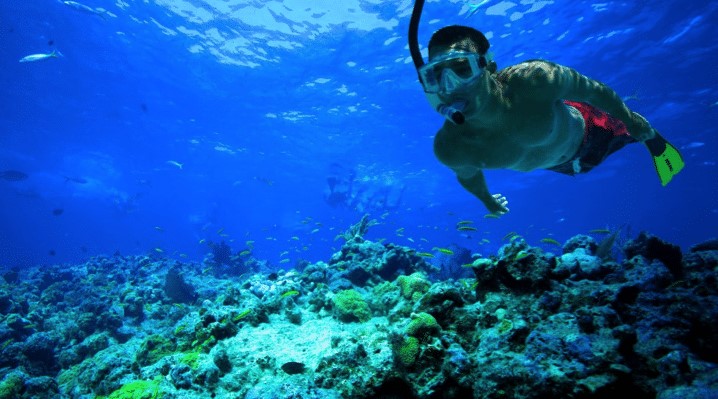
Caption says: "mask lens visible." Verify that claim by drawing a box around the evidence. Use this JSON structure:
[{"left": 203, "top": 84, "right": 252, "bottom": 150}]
[
  {"left": 442, "top": 57, "right": 473, "bottom": 79},
  {"left": 420, "top": 52, "right": 483, "bottom": 94}
]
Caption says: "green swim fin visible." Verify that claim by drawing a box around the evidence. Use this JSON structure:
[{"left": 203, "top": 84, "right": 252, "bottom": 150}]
[{"left": 644, "top": 132, "right": 685, "bottom": 186}]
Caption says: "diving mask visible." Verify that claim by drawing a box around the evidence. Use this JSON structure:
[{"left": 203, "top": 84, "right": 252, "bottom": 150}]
[{"left": 419, "top": 52, "right": 486, "bottom": 94}]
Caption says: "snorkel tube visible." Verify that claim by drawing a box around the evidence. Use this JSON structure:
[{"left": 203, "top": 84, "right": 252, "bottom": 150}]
[{"left": 409, "top": 0, "right": 465, "bottom": 124}]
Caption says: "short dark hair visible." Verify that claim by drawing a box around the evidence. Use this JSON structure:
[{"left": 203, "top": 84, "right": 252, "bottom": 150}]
[{"left": 428, "top": 25, "right": 490, "bottom": 59}]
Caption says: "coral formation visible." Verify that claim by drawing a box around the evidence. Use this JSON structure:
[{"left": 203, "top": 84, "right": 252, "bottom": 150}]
[{"left": 0, "top": 230, "right": 716, "bottom": 398}]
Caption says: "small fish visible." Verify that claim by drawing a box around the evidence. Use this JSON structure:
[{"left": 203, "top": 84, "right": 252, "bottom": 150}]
[
  {"left": 503, "top": 231, "right": 518, "bottom": 241},
  {"left": 166, "top": 160, "right": 183, "bottom": 169},
  {"left": 396, "top": 227, "right": 405, "bottom": 234},
  {"left": 198, "top": 239, "right": 206, "bottom": 245},
  {"left": 589, "top": 229, "right": 611, "bottom": 234},
  {"left": 246, "top": 240, "right": 255, "bottom": 247},
  {"left": 514, "top": 251, "right": 530, "bottom": 261},
  {"left": 291, "top": 236, "right": 300, "bottom": 241},
  {"left": 457, "top": 226, "right": 478, "bottom": 231},
  {"left": 483, "top": 213, "right": 500, "bottom": 219},
  {"left": 540, "top": 238, "right": 561, "bottom": 246},
  {"left": 52, "top": 208, "right": 64, "bottom": 216},
  {"left": 416, "top": 252, "right": 435, "bottom": 258},
  {"left": 281, "top": 361, "right": 305, "bottom": 375},
  {"left": 466, "top": 0, "right": 491, "bottom": 18},
  {"left": 154, "top": 247, "right": 164, "bottom": 253},
  {"left": 154, "top": 226, "right": 164, "bottom": 232},
  {"left": 279, "top": 259, "right": 290, "bottom": 264},
  {"left": 596, "top": 227, "right": 623, "bottom": 261},
  {"left": 279, "top": 250, "right": 289, "bottom": 257},
  {"left": 433, "top": 247, "right": 454, "bottom": 255},
  {"left": 61, "top": 1, "right": 107, "bottom": 19},
  {"left": 621, "top": 88, "right": 641, "bottom": 103},
  {"left": 0, "top": 170, "right": 28, "bottom": 181},
  {"left": 239, "top": 250, "right": 251, "bottom": 256},
  {"left": 480, "top": 238, "right": 491, "bottom": 244},
  {"left": 19, "top": 50, "right": 62, "bottom": 63},
  {"left": 457, "top": 220, "right": 474, "bottom": 225},
  {"left": 179, "top": 253, "right": 188, "bottom": 258},
  {"left": 64, "top": 176, "right": 87, "bottom": 184},
  {"left": 310, "top": 228, "right": 319, "bottom": 234}
]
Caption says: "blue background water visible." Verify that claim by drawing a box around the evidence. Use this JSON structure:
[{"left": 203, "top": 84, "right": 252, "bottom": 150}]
[{"left": 1, "top": 0, "right": 716, "bottom": 269}]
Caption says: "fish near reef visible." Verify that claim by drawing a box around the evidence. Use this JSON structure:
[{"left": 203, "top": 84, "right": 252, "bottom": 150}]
[{"left": 281, "top": 361, "right": 305, "bottom": 375}]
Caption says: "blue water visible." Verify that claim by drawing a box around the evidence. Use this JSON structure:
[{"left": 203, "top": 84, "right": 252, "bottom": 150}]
[{"left": 1, "top": 0, "right": 716, "bottom": 269}]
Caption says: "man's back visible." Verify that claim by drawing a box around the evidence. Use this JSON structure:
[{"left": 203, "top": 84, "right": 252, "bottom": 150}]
[{"left": 434, "top": 60, "right": 586, "bottom": 172}]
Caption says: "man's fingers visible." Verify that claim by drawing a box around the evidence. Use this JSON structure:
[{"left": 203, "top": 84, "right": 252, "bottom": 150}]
[{"left": 492, "top": 194, "right": 509, "bottom": 206}]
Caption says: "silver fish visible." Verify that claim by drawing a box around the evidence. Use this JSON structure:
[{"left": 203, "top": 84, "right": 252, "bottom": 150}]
[
  {"left": 19, "top": 50, "right": 62, "bottom": 63},
  {"left": 61, "top": 1, "right": 107, "bottom": 19}
]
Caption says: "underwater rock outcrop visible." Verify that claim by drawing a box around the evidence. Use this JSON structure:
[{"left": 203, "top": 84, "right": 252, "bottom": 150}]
[{"left": 0, "top": 232, "right": 716, "bottom": 398}]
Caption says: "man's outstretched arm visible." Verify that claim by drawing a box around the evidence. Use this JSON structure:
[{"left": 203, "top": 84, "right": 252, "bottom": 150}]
[{"left": 456, "top": 169, "right": 509, "bottom": 215}]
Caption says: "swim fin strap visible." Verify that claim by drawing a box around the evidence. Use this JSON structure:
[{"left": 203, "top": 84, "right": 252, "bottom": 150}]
[{"left": 645, "top": 132, "right": 685, "bottom": 186}]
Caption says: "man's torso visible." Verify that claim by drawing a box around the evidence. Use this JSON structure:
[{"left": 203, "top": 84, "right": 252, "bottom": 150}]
[{"left": 435, "top": 61, "right": 587, "bottom": 172}]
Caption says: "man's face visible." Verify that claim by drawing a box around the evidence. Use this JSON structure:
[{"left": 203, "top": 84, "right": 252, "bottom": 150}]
[{"left": 426, "top": 47, "right": 487, "bottom": 109}]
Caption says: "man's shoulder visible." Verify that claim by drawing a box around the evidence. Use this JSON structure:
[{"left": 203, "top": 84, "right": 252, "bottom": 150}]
[{"left": 496, "top": 59, "right": 564, "bottom": 86}]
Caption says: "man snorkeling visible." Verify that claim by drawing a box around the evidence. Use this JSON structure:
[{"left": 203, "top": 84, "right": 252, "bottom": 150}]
[{"left": 408, "top": 1, "right": 685, "bottom": 216}]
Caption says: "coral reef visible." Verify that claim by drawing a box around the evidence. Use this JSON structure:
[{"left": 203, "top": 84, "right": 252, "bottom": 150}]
[{"left": 0, "top": 231, "right": 716, "bottom": 398}]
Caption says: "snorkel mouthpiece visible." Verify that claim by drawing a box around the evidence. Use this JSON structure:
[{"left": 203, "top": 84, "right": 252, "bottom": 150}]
[{"left": 437, "top": 101, "right": 466, "bottom": 124}]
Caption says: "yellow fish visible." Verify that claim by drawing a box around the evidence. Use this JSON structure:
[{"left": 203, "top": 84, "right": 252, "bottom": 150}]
[
  {"left": 540, "top": 238, "right": 561, "bottom": 246},
  {"left": 433, "top": 247, "right": 454, "bottom": 255},
  {"left": 416, "top": 252, "right": 434, "bottom": 258},
  {"left": 239, "top": 250, "right": 251, "bottom": 256}
]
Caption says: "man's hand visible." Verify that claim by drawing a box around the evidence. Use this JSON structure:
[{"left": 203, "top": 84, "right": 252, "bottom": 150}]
[{"left": 486, "top": 193, "right": 509, "bottom": 215}]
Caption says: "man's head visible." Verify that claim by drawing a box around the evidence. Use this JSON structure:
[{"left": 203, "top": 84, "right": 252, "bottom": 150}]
[{"left": 428, "top": 25, "right": 490, "bottom": 60}]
